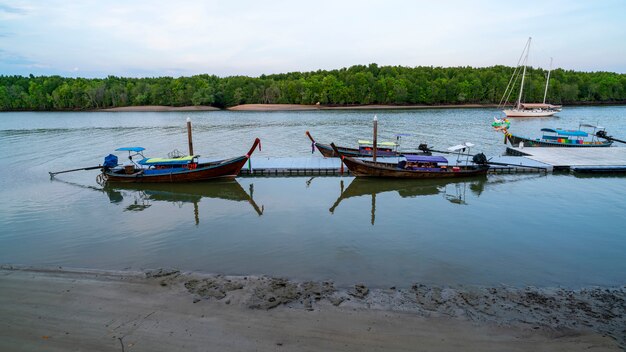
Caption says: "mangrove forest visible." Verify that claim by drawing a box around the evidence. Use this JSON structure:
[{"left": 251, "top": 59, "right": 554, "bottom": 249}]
[{"left": 1, "top": 64, "right": 625, "bottom": 111}]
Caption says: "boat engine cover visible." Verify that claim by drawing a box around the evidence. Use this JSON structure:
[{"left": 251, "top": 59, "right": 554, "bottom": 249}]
[
  {"left": 103, "top": 154, "right": 118, "bottom": 169},
  {"left": 472, "top": 153, "right": 488, "bottom": 164}
]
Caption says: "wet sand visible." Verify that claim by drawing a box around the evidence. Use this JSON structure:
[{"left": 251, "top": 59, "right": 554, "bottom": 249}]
[{"left": 1, "top": 266, "right": 622, "bottom": 351}]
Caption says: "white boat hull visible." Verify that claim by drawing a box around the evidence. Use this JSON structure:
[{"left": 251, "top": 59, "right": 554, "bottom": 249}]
[{"left": 503, "top": 109, "right": 557, "bottom": 117}]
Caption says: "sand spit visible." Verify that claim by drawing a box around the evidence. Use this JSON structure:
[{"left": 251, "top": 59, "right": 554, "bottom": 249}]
[
  {"left": 227, "top": 104, "right": 321, "bottom": 111},
  {"left": 90, "top": 103, "right": 498, "bottom": 112},
  {"left": 99, "top": 105, "right": 220, "bottom": 112},
  {"left": 228, "top": 103, "right": 498, "bottom": 111},
  {"left": 0, "top": 266, "right": 623, "bottom": 351}
]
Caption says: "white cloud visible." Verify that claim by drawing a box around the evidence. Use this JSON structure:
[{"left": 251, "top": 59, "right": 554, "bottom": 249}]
[{"left": 1, "top": 0, "right": 624, "bottom": 77}]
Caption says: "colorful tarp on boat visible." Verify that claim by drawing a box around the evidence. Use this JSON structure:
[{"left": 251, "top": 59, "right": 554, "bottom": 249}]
[
  {"left": 405, "top": 155, "right": 448, "bottom": 163},
  {"left": 139, "top": 156, "right": 196, "bottom": 165}
]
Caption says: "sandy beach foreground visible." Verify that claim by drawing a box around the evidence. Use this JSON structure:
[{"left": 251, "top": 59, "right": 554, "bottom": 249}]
[{"left": 1, "top": 267, "right": 623, "bottom": 351}]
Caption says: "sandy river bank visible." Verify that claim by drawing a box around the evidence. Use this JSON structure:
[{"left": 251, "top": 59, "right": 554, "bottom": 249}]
[
  {"left": 0, "top": 266, "right": 623, "bottom": 351},
  {"left": 96, "top": 103, "right": 497, "bottom": 112}
]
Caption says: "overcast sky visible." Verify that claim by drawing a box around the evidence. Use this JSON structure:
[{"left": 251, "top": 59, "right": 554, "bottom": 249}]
[{"left": 1, "top": 0, "right": 625, "bottom": 78}]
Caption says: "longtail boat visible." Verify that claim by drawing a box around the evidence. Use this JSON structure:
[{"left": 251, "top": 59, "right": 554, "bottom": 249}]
[
  {"left": 503, "top": 124, "right": 612, "bottom": 148},
  {"left": 306, "top": 131, "right": 430, "bottom": 158},
  {"left": 100, "top": 138, "right": 261, "bottom": 183},
  {"left": 330, "top": 143, "right": 489, "bottom": 179}
]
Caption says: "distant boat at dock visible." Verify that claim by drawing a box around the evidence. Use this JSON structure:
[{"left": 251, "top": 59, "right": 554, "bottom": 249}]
[{"left": 503, "top": 124, "right": 613, "bottom": 148}]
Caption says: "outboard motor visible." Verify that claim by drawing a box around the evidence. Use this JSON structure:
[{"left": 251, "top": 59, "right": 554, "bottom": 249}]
[
  {"left": 472, "top": 153, "right": 488, "bottom": 165},
  {"left": 418, "top": 143, "right": 431, "bottom": 154},
  {"left": 103, "top": 154, "right": 118, "bottom": 170}
]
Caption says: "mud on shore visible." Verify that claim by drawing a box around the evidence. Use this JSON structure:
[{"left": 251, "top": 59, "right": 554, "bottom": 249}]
[{"left": 141, "top": 268, "right": 626, "bottom": 348}]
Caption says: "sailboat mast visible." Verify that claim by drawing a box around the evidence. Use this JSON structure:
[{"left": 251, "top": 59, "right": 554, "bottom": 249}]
[
  {"left": 516, "top": 37, "right": 531, "bottom": 109},
  {"left": 543, "top": 57, "right": 552, "bottom": 104}
]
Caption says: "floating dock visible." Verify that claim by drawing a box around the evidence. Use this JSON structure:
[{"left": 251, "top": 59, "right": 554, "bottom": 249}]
[
  {"left": 214, "top": 147, "right": 626, "bottom": 177},
  {"left": 506, "top": 147, "right": 626, "bottom": 173},
  {"left": 237, "top": 156, "right": 550, "bottom": 176}
]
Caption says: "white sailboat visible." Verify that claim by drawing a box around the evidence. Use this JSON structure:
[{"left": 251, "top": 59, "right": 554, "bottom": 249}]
[{"left": 501, "top": 37, "right": 561, "bottom": 118}]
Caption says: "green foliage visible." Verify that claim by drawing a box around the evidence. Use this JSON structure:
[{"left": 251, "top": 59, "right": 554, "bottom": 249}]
[{"left": 1, "top": 65, "right": 624, "bottom": 111}]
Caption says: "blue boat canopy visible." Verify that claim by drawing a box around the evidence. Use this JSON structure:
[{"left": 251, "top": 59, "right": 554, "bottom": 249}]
[
  {"left": 115, "top": 147, "right": 146, "bottom": 152},
  {"left": 405, "top": 155, "right": 448, "bottom": 163},
  {"left": 540, "top": 128, "right": 588, "bottom": 137}
]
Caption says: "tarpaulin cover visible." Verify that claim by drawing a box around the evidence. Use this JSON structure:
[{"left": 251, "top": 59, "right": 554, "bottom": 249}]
[
  {"left": 139, "top": 155, "right": 195, "bottom": 165},
  {"left": 103, "top": 154, "right": 118, "bottom": 168},
  {"left": 541, "top": 128, "right": 588, "bottom": 137},
  {"left": 405, "top": 155, "right": 448, "bottom": 163}
]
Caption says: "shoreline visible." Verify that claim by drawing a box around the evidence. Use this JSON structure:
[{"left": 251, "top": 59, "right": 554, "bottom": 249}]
[
  {"left": 227, "top": 103, "right": 500, "bottom": 111},
  {"left": 2, "top": 102, "right": 625, "bottom": 112},
  {"left": 98, "top": 105, "right": 220, "bottom": 112},
  {"left": 98, "top": 103, "right": 499, "bottom": 112},
  {"left": 1, "top": 265, "right": 623, "bottom": 351}
]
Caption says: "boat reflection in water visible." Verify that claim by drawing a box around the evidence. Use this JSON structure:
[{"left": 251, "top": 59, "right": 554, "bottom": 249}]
[
  {"left": 103, "top": 180, "right": 264, "bottom": 224},
  {"left": 329, "top": 177, "right": 487, "bottom": 225}
]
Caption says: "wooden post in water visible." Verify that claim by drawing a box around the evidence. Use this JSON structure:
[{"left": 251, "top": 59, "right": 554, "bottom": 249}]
[
  {"left": 373, "top": 115, "right": 378, "bottom": 163},
  {"left": 371, "top": 193, "right": 376, "bottom": 225},
  {"left": 187, "top": 117, "right": 194, "bottom": 156}
]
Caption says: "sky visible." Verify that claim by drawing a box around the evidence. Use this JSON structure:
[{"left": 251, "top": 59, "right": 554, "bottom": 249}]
[{"left": 1, "top": 0, "right": 625, "bottom": 78}]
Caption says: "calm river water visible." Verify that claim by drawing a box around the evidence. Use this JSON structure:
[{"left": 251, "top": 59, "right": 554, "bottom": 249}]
[{"left": 1, "top": 107, "right": 625, "bottom": 288}]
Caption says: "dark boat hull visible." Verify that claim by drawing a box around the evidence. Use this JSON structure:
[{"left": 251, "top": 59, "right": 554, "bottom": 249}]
[
  {"left": 307, "top": 131, "right": 429, "bottom": 158},
  {"left": 314, "top": 142, "right": 414, "bottom": 158},
  {"left": 339, "top": 155, "right": 489, "bottom": 179},
  {"left": 104, "top": 139, "right": 260, "bottom": 183},
  {"left": 506, "top": 133, "right": 613, "bottom": 148},
  {"left": 104, "top": 156, "right": 248, "bottom": 183}
]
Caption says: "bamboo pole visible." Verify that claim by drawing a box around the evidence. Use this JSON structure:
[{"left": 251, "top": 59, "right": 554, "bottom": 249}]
[
  {"left": 187, "top": 117, "right": 194, "bottom": 156},
  {"left": 373, "top": 115, "right": 378, "bottom": 163}
]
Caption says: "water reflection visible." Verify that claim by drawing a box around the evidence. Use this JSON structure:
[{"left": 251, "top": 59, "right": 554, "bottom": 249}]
[
  {"left": 103, "top": 181, "right": 264, "bottom": 224},
  {"left": 52, "top": 178, "right": 263, "bottom": 224},
  {"left": 329, "top": 177, "right": 487, "bottom": 225}
]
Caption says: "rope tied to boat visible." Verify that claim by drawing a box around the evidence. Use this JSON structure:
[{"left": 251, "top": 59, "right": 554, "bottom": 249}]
[{"left": 96, "top": 172, "right": 108, "bottom": 186}]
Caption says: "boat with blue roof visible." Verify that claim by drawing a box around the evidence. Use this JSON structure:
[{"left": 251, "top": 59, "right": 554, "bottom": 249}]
[
  {"left": 100, "top": 138, "right": 261, "bottom": 183},
  {"left": 503, "top": 124, "right": 612, "bottom": 148}
]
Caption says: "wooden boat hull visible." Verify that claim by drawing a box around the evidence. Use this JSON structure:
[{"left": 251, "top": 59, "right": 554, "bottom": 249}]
[
  {"left": 505, "top": 133, "right": 613, "bottom": 148},
  {"left": 104, "top": 156, "right": 248, "bottom": 183},
  {"left": 104, "top": 139, "right": 260, "bottom": 183},
  {"left": 314, "top": 142, "right": 409, "bottom": 158},
  {"left": 306, "top": 131, "right": 429, "bottom": 158},
  {"left": 338, "top": 154, "right": 489, "bottom": 179}
]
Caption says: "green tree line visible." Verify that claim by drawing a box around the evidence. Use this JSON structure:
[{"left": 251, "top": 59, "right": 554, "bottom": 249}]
[{"left": 1, "top": 64, "right": 625, "bottom": 111}]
